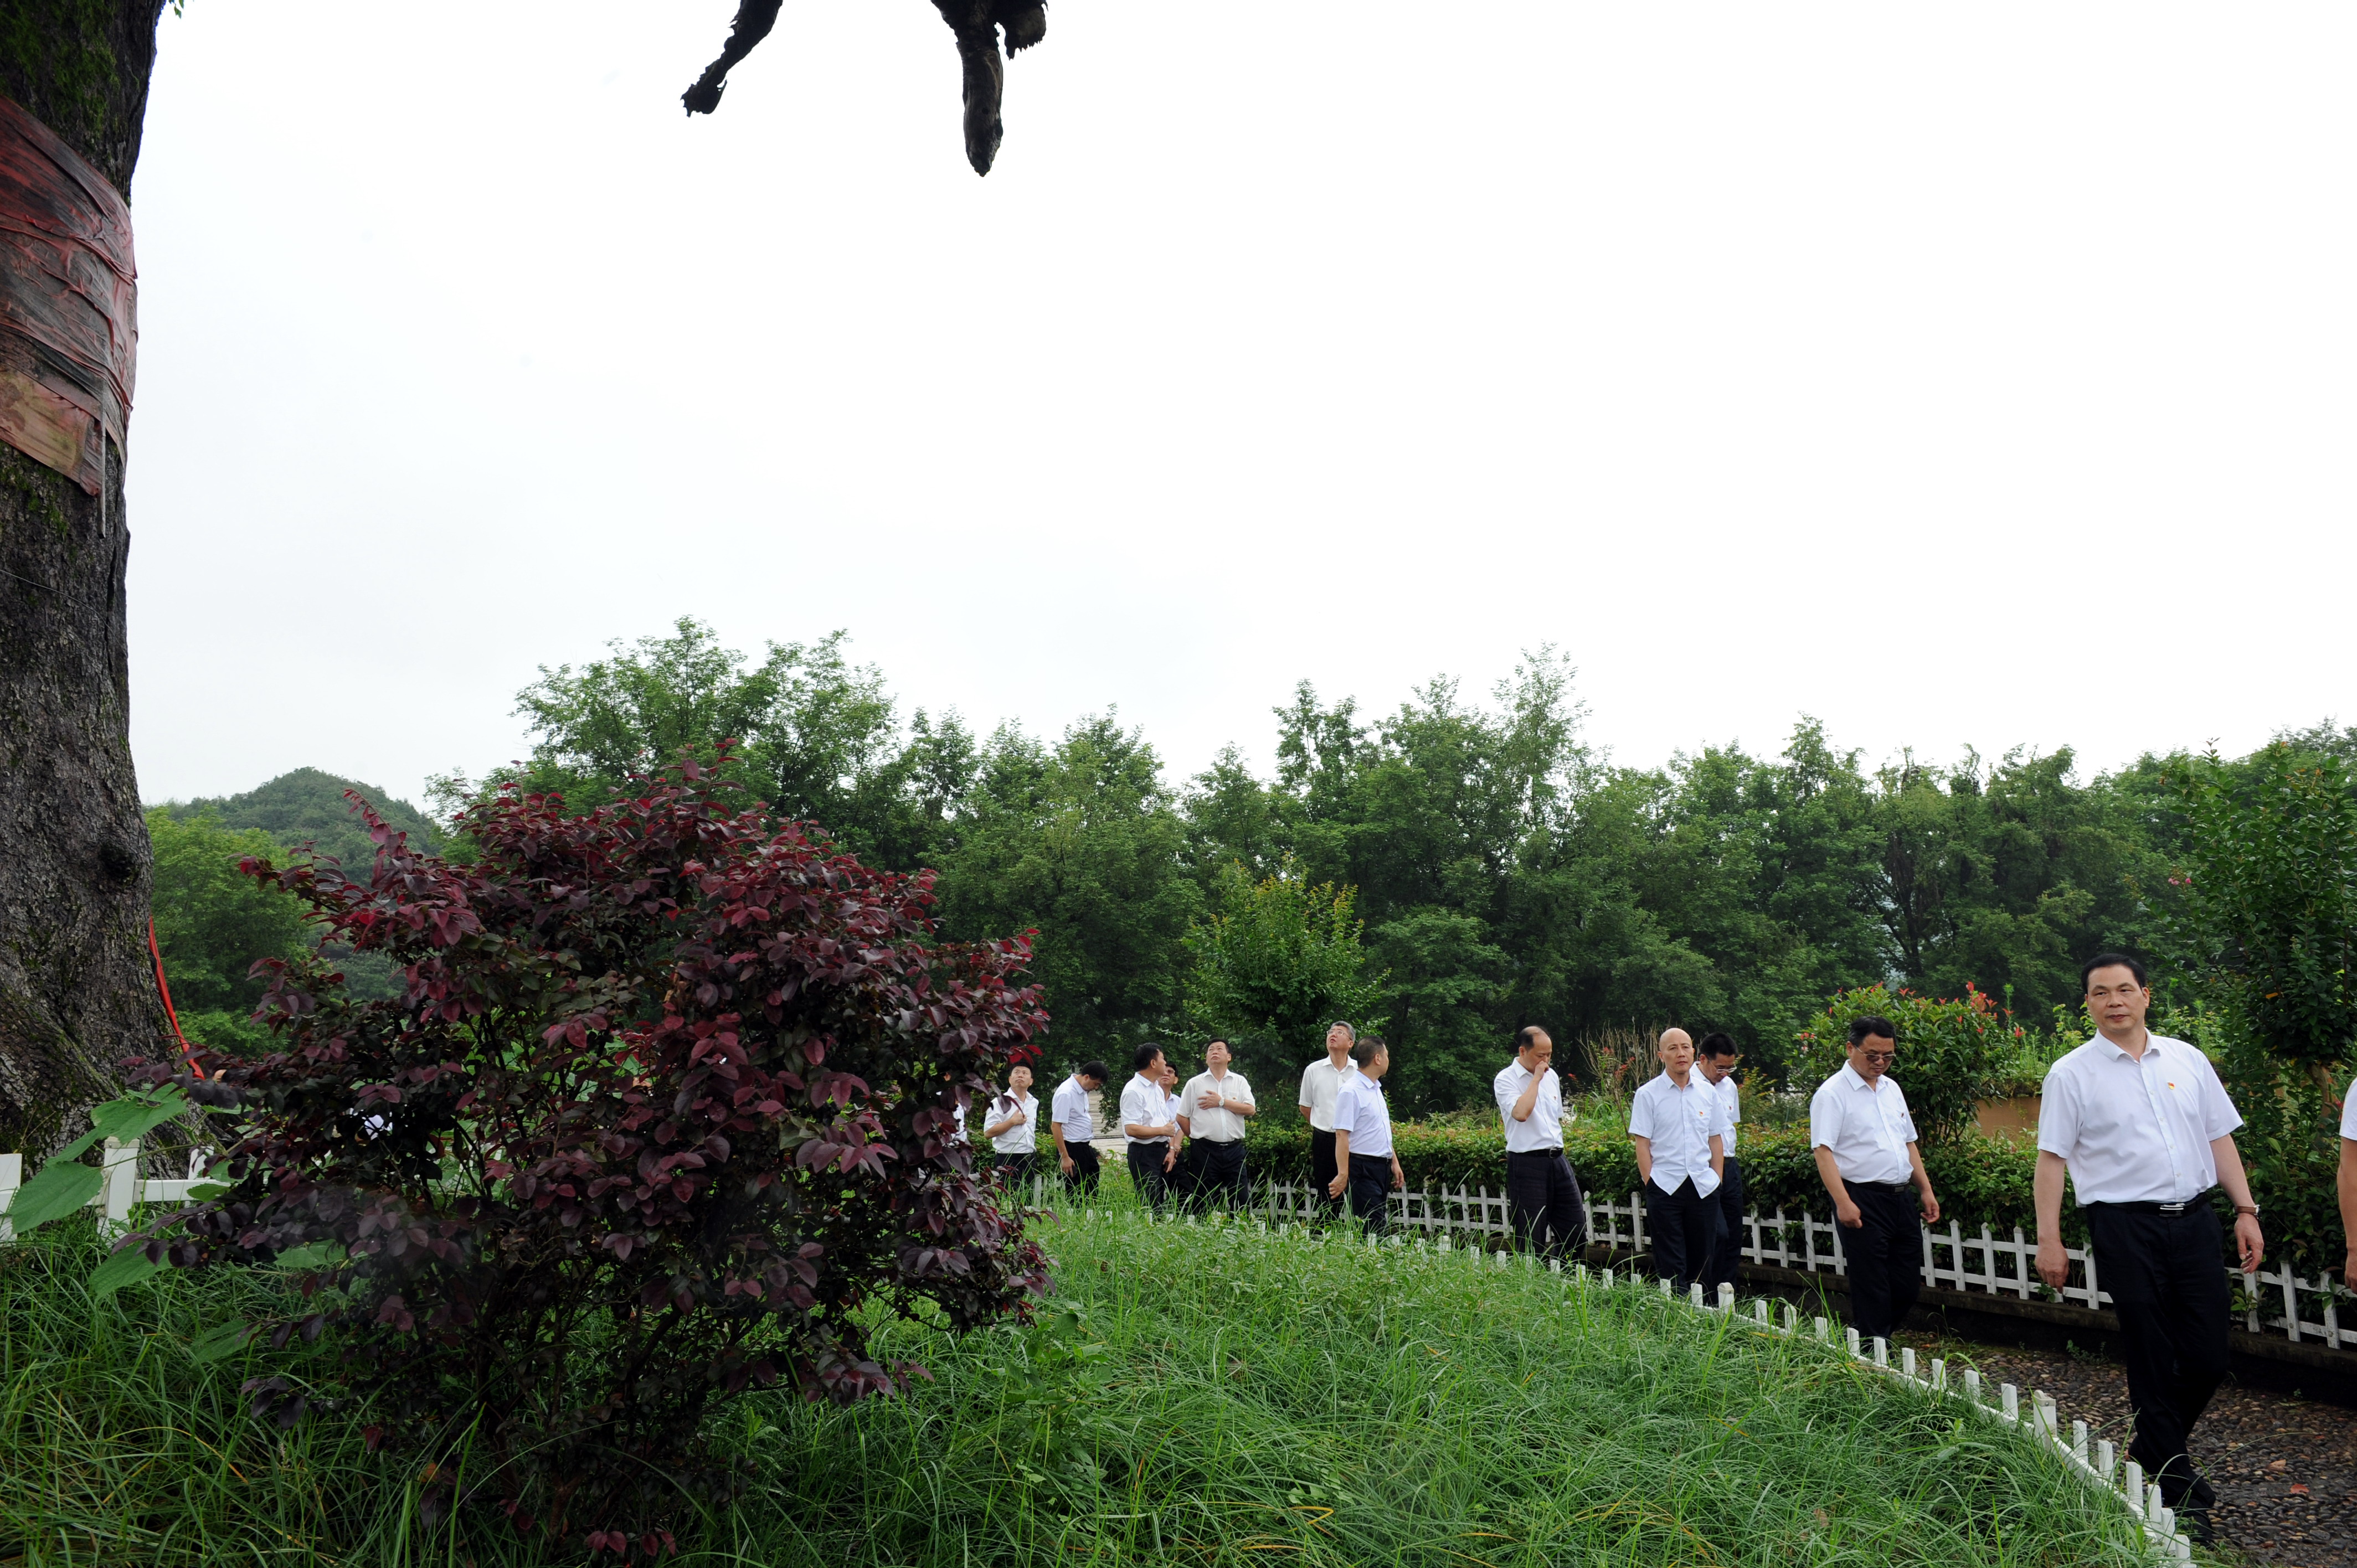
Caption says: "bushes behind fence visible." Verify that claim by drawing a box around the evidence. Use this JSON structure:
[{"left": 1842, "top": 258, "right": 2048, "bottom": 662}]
[{"left": 1240, "top": 1116, "right": 2342, "bottom": 1270}]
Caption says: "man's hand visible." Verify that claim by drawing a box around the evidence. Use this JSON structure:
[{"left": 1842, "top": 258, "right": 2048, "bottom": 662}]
[
  {"left": 1164, "top": 1148, "right": 1178, "bottom": 1173},
  {"left": 2035, "top": 1237, "right": 2070, "bottom": 1289},
  {"left": 1327, "top": 1170, "right": 1347, "bottom": 1199},
  {"left": 1918, "top": 1190, "right": 1941, "bottom": 1225},
  {"left": 1391, "top": 1158, "right": 1406, "bottom": 1191},
  {"left": 1835, "top": 1198, "right": 1863, "bottom": 1229},
  {"left": 1059, "top": 1151, "right": 1074, "bottom": 1177},
  {"left": 1198, "top": 1090, "right": 1222, "bottom": 1110},
  {"left": 2344, "top": 1246, "right": 2357, "bottom": 1292},
  {"left": 2234, "top": 1212, "right": 2265, "bottom": 1273}
]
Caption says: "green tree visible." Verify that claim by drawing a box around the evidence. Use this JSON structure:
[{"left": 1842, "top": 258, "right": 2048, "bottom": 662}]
[
  {"left": 471, "top": 617, "right": 977, "bottom": 872},
  {"left": 146, "top": 808, "right": 307, "bottom": 1050},
  {"left": 1182, "top": 858, "right": 1385, "bottom": 1089},
  {"left": 931, "top": 715, "right": 1198, "bottom": 1063}
]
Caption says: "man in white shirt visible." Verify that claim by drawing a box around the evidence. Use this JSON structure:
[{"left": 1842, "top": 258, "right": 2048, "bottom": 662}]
[
  {"left": 984, "top": 1063, "right": 1039, "bottom": 1189},
  {"left": 2035, "top": 954, "right": 2263, "bottom": 1538},
  {"left": 1119, "top": 1043, "right": 1182, "bottom": 1215},
  {"left": 1298, "top": 1021, "right": 1357, "bottom": 1216},
  {"left": 1493, "top": 1025, "right": 1585, "bottom": 1261},
  {"left": 1696, "top": 1033, "right": 1743, "bottom": 1297},
  {"left": 1049, "top": 1060, "right": 1109, "bottom": 1195},
  {"left": 1627, "top": 1027, "right": 1728, "bottom": 1293},
  {"left": 1327, "top": 1034, "right": 1404, "bottom": 1234},
  {"left": 2339, "top": 1070, "right": 2357, "bottom": 1291},
  {"left": 1810, "top": 1015, "right": 1940, "bottom": 1346},
  {"left": 1178, "top": 1038, "right": 1256, "bottom": 1210}
]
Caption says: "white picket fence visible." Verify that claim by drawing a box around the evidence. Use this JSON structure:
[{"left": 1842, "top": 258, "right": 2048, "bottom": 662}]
[
  {"left": 1241, "top": 1178, "right": 2357, "bottom": 1357},
  {"left": 0, "top": 1139, "right": 210, "bottom": 1242}
]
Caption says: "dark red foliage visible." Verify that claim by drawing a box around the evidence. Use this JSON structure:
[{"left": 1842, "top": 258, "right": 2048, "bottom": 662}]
[{"left": 130, "top": 756, "right": 1050, "bottom": 1544}]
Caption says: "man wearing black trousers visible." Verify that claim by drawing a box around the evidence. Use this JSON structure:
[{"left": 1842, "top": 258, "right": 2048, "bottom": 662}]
[
  {"left": 1298, "top": 1022, "right": 1356, "bottom": 1219},
  {"left": 2035, "top": 955, "right": 2263, "bottom": 1546},
  {"left": 1119, "top": 1043, "right": 1180, "bottom": 1214},
  {"left": 1493, "top": 1025, "right": 1586, "bottom": 1261},
  {"left": 1810, "top": 1016, "right": 1941, "bottom": 1350},
  {"left": 1327, "top": 1035, "right": 1404, "bottom": 1235},
  {"left": 1627, "top": 1027, "right": 1730, "bottom": 1293},
  {"left": 1696, "top": 1033, "right": 1743, "bottom": 1297}
]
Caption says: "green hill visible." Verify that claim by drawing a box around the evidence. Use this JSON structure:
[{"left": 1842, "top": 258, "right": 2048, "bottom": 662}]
[{"left": 162, "top": 767, "right": 441, "bottom": 875}]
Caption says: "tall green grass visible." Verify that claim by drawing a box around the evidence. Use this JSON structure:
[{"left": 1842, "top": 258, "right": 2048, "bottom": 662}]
[{"left": 2, "top": 1192, "right": 2151, "bottom": 1566}]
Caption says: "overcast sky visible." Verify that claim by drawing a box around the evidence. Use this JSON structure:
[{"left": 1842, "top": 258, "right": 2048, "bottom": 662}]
[{"left": 125, "top": 3, "right": 2356, "bottom": 810}]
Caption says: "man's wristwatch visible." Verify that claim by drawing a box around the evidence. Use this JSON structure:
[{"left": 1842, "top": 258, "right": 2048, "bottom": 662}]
[{"left": 2235, "top": 1203, "right": 2260, "bottom": 1217}]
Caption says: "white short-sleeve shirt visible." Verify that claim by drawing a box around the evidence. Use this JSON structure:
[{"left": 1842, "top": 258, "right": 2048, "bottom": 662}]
[
  {"left": 1332, "top": 1069, "right": 1394, "bottom": 1159},
  {"left": 1179, "top": 1069, "right": 1254, "bottom": 1143},
  {"left": 1049, "top": 1075, "right": 1095, "bottom": 1143},
  {"left": 986, "top": 1088, "right": 1038, "bottom": 1154},
  {"left": 1628, "top": 1070, "right": 1727, "bottom": 1196},
  {"left": 1299, "top": 1057, "right": 1352, "bottom": 1132},
  {"left": 1808, "top": 1063, "right": 1917, "bottom": 1185},
  {"left": 1120, "top": 1074, "right": 1176, "bottom": 1147},
  {"left": 2037, "top": 1034, "right": 2242, "bottom": 1205},
  {"left": 1710, "top": 1072, "right": 1740, "bottom": 1157},
  {"left": 2342, "top": 1074, "right": 2357, "bottom": 1142},
  {"left": 1493, "top": 1060, "right": 1568, "bottom": 1152}
]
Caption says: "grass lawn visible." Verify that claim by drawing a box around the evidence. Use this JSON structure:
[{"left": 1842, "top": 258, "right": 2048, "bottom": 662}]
[{"left": 1, "top": 1187, "right": 2149, "bottom": 1566}]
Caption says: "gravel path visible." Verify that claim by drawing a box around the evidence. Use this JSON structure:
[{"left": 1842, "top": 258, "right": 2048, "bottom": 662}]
[{"left": 1902, "top": 1329, "right": 2357, "bottom": 1567}]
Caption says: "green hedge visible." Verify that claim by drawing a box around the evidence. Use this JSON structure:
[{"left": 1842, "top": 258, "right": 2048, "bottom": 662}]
[{"left": 1242, "top": 1115, "right": 2342, "bottom": 1270}]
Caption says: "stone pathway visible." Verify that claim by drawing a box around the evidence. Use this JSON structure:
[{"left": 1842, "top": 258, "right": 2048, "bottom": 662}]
[{"left": 1909, "top": 1330, "right": 2357, "bottom": 1567}]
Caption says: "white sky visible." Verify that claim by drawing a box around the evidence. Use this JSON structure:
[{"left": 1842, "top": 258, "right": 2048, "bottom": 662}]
[{"left": 126, "top": 3, "right": 2357, "bottom": 809}]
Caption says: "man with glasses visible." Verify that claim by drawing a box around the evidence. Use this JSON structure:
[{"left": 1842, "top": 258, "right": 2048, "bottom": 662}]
[
  {"left": 1696, "top": 1033, "right": 1744, "bottom": 1298},
  {"left": 2034, "top": 954, "right": 2262, "bottom": 1545},
  {"left": 1810, "top": 1016, "right": 1941, "bottom": 1347}
]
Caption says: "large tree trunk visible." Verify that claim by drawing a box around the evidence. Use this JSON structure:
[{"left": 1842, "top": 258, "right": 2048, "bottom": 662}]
[{"left": 0, "top": 1, "right": 168, "bottom": 1156}]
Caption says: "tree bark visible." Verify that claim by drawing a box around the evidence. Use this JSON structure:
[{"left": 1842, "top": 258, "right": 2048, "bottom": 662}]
[{"left": 0, "top": 0, "right": 168, "bottom": 1157}]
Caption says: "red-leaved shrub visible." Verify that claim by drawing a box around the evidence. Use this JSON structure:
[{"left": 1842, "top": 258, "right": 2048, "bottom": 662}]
[{"left": 130, "top": 757, "right": 1049, "bottom": 1551}]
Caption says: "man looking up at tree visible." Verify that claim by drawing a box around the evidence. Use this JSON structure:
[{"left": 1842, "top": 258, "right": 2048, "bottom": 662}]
[
  {"left": 2036, "top": 955, "right": 2261, "bottom": 1544},
  {"left": 1494, "top": 1025, "right": 1586, "bottom": 1261},
  {"left": 1810, "top": 1017, "right": 1939, "bottom": 1347},
  {"left": 1299, "top": 1022, "right": 1357, "bottom": 1219},
  {"left": 1121, "top": 1044, "right": 1181, "bottom": 1215},
  {"left": 1178, "top": 1038, "right": 1255, "bottom": 1210},
  {"left": 1327, "top": 1035, "right": 1404, "bottom": 1235},
  {"left": 1696, "top": 1034, "right": 1744, "bottom": 1297},
  {"left": 1627, "top": 1028, "right": 1727, "bottom": 1293},
  {"left": 1051, "top": 1061, "right": 1109, "bottom": 1195}
]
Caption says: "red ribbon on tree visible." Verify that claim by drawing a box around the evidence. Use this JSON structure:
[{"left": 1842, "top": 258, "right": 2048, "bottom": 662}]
[{"left": 0, "top": 94, "right": 137, "bottom": 496}]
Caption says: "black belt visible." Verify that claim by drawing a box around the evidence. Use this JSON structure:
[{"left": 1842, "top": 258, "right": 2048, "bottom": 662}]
[
  {"left": 1507, "top": 1148, "right": 1566, "bottom": 1159},
  {"left": 1197, "top": 1138, "right": 1243, "bottom": 1147},
  {"left": 1851, "top": 1180, "right": 1912, "bottom": 1194},
  {"left": 2086, "top": 1194, "right": 2211, "bottom": 1214},
  {"left": 1348, "top": 1151, "right": 1392, "bottom": 1164}
]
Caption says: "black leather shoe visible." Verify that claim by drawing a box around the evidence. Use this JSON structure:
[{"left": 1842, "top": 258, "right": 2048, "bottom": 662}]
[
  {"left": 2186, "top": 1472, "right": 2218, "bottom": 1510},
  {"left": 2176, "top": 1507, "right": 2215, "bottom": 1546}
]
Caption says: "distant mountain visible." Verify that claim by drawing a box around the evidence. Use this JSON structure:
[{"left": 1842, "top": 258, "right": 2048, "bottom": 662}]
[{"left": 162, "top": 767, "right": 442, "bottom": 875}]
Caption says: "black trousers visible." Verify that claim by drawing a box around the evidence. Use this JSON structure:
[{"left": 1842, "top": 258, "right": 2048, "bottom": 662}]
[
  {"left": 1348, "top": 1153, "right": 1392, "bottom": 1235},
  {"left": 1127, "top": 1142, "right": 1173, "bottom": 1214},
  {"left": 1507, "top": 1150, "right": 1587, "bottom": 1261},
  {"left": 1062, "top": 1143, "right": 1100, "bottom": 1195},
  {"left": 1705, "top": 1157, "right": 1745, "bottom": 1292},
  {"left": 1188, "top": 1139, "right": 1248, "bottom": 1208},
  {"left": 1310, "top": 1128, "right": 1342, "bottom": 1216},
  {"left": 1842, "top": 1182, "right": 1923, "bottom": 1342},
  {"left": 2084, "top": 1203, "right": 2232, "bottom": 1507},
  {"left": 1645, "top": 1177, "right": 1723, "bottom": 1293},
  {"left": 995, "top": 1152, "right": 1036, "bottom": 1192}
]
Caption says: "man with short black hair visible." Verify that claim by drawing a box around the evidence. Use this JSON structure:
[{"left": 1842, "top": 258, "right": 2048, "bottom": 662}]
[
  {"left": 985, "top": 1062, "right": 1039, "bottom": 1189},
  {"left": 2035, "top": 953, "right": 2262, "bottom": 1542},
  {"left": 1696, "top": 1033, "right": 1743, "bottom": 1296},
  {"left": 1494, "top": 1025, "right": 1586, "bottom": 1261},
  {"left": 1628, "top": 1027, "right": 1729, "bottom": 1293},
  {"left": 1299, "top": 1022, "right": 1356, "bottom": 1218},
  {"left": 1328, "top": 1034, "right": 1404, "bottom": 1234},
  {"left": 1179, "top": 1038, "right": 1255, "bottom": 1209},
  {"left": 1051, "top": 1061, "right": 1109, "bottom": 1194},
  {"left": 1812, "top": 1017, "right": 1940, "bottom": 1346},
  {"left": 1121, "top": 1043, "right": 1181, "bottom": 1214}
]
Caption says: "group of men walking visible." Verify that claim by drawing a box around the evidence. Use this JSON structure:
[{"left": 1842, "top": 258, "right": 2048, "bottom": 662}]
[{"left": 985, "top": 948, "right": 2279, "bottom": 1543}]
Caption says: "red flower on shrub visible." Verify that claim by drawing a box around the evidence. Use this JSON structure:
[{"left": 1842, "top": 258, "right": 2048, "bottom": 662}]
[{"left": 130, "top": 756, "right": 1049, "bottom": 1545}]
